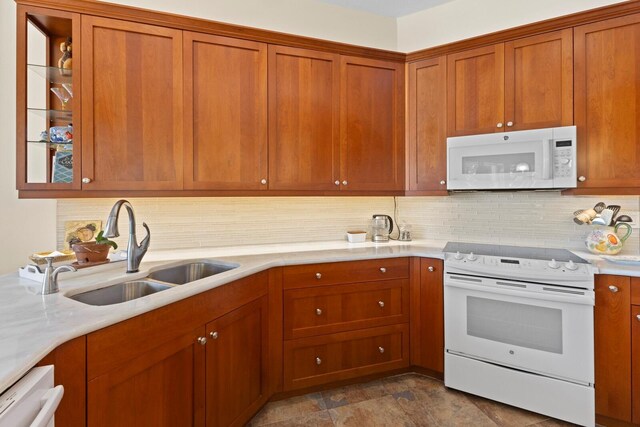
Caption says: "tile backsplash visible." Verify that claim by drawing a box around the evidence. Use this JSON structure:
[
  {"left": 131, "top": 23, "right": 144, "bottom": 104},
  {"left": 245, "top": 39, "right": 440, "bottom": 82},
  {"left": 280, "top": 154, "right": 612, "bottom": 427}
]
[{"left": 57, "top": 193, "right": 640, "bottom": 254}]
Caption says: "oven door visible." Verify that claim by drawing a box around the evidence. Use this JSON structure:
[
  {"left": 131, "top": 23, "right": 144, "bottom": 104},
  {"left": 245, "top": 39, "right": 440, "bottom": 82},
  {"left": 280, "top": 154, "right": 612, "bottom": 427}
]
[
  {"left": 444, "top": 274, "right": 594, "bottom": 384},
  {"left": 447, "top": 132, "right": 553, "bottom": 190}
]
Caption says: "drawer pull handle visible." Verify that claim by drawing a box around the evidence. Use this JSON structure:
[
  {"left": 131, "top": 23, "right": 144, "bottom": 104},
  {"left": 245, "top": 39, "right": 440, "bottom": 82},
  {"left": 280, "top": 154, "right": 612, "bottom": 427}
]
[
  {"left": 428, "top": 266, "right": 435, "bottom": 272},
  {"left": 378, "top": 346, "right": 385, "bottom": 354},
  {"left": 316, "top": 273, "right": 322, "bottom": 279},
  {"left": 378, "top": 301, "right": 385, "bottom": 308},
  {"left": 637, "top": 315, "right": 640, "bottom": 322},
  {"left": 380, "top": 267, "right": 386, "bottom": 273},
  {"left": 609, "top": 285, "right": 619, "bottom": 293},
  {"left": 316, "top": 308, "right": 323, "bottom": 316},
  {"left": 210, "top": 331, "right": 218, "bottom": 340},
  {"left": 197, "top": 337, "right": 207, "bottom": 346},
  {"left": 316, "top": 357, "right": 322, "bottom": 365}
]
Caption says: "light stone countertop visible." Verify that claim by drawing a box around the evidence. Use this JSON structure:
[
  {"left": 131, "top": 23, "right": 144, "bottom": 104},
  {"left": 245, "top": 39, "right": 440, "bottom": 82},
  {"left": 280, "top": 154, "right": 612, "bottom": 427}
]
[{"left": 2, "top": 238, "right": 639, "bottom": 395}]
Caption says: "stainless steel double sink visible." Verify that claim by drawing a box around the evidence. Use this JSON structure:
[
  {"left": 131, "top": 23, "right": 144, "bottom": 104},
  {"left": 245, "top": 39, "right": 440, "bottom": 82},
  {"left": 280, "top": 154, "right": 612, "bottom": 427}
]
[{"left": 68, "top": 261, "right": 238, "bottom": 306}]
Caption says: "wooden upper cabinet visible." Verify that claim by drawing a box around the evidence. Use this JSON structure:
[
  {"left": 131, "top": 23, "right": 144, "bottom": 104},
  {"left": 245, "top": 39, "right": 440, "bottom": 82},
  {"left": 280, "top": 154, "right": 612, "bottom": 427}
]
[
  {"left": 407, "top": 57, "right": 447, "bottom": 192},
  {"left": 504, "top": 29, "right": 573, "bottom": 131},
  {"left": 448, "top": 30, "right": 572, "bottom": 137},
  {"left": 206, "top": 297, "right": 267, "bottom": 427},
  {"left": 184, "top": 33, "right": 268, "bottom": 190},
  {"left": 595, "top": 275, "right": 632, "bottom": 422},
  {"left": 447, "top": 44, "right": 505, "bottom": 137},
  {"left": 81, "top": 16, "right": 183, "bottom": 190},
  {"left": 340, "top": 56, "right": 405, "bottom": 191},
  {"left": 575, "top": 14, "right": 640, "bottom": 190},
  {"left": 268, "top": 46, "right": 340, "bottom": 191}
]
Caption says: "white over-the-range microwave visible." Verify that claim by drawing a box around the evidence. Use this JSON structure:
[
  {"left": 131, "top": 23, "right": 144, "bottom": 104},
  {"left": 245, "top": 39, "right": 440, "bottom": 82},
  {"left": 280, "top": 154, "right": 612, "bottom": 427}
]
[{"left": 446, "top": 126, "right": 577, "bottom": 191}]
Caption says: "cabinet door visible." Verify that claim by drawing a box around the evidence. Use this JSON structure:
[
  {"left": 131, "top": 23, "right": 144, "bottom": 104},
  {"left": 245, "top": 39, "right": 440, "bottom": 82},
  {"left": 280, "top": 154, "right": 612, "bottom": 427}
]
[
  {"left": 447, "top": 44, "right": 505, "bottom": 136},
  {"left": 633, "top": 305, "right": 640, "bottom": 425},
  {"left": 81, "top": 16, "right": 183, "bottom": 190},
  {"left": 595, "top": 275, "right": 631, "bottom": 422},
  {"left": 206, "top": 297, "right": 268, "bottom": 427},
  {"left": 407, "top": 57, "right": 447, "bottom": 192},
  {"left": 88, "top": 327, "right": 206, "bottom": 427},
  {"left": 340, "top": 56, "right": 405, "bottom": 191},
  {"left": 184, "top": 33, "right": 267, "bottom": 190},
  {"left": 268, "top": 46, "right": 340, "bottom": 190},
  {"left": 575, "top": 14, "right": 640, "bottom": 190},
  {"left": 417, "top": 258, "right": 444, "bottom": 374},
  {"left": 504, "top": 29, "right": 573, "bottom": 131}
]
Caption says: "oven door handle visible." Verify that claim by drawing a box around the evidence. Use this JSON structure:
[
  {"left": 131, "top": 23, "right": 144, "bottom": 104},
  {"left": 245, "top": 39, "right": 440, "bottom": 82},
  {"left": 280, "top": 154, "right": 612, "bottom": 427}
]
[{"left": 445, "top": 279, "right": 595, "bottom": 306}]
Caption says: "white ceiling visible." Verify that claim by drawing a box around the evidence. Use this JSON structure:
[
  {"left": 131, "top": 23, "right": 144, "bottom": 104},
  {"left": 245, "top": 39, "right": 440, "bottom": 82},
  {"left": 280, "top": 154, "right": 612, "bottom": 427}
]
[{"left": 316, "top": 0, "right": 456, "bottom": 17}]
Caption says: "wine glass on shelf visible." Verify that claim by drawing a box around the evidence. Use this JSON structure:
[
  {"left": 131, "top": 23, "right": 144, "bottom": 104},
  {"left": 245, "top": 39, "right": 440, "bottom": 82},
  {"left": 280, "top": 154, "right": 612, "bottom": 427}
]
[
  {"left": 62, "top": 83, "right": 73, "bottom": 98},
  {"left": 50, "top": 87, "right": 71, "bottom": 110}
]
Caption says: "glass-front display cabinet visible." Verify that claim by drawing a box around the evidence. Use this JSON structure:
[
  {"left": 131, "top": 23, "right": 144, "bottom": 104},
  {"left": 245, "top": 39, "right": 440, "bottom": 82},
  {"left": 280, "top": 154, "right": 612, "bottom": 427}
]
[{"left": 16, "top": 5, "right": 81, "bottom": 190}]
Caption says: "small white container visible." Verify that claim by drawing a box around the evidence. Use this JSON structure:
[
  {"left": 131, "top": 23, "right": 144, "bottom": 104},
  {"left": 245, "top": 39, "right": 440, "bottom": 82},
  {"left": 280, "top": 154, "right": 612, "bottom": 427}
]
[{"left": 346, "top": 230, "right": 367, "bottom": 243}]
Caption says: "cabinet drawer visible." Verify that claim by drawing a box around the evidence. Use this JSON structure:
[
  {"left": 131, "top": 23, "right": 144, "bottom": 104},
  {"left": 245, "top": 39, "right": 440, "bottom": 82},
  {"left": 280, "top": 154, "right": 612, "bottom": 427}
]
[
  {"left": 284, "top": 279, "right": 409, "bottom": 339},
  {"left": 283, "top": 324, "right": 409, "bottom": 390},
  {"left": 283, "top": 258, "right": 409, "bottom": 289}
]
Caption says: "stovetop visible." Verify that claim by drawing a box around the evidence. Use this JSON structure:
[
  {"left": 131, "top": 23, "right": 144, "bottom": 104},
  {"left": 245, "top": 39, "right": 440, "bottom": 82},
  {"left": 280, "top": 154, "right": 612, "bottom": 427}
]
[{"left": 443, "top": 242, "right": 588, "bottom": 264}]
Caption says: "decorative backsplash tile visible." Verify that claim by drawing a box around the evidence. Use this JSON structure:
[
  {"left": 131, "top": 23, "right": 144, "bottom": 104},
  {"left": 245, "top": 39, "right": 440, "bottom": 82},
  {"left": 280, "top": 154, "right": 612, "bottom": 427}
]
[{"left": 57, "top": 193, "right": 640, "bottom": 254}]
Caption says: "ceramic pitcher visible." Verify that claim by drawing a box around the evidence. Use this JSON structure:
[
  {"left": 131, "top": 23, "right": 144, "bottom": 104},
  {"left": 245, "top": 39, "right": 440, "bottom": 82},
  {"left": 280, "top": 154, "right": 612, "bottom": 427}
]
[{"left": 585, "top": 223, "right": 632, "bottom": 255}]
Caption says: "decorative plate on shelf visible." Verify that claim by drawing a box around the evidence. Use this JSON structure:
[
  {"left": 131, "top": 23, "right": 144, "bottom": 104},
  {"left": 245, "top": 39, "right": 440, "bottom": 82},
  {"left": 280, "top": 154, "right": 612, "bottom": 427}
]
[{"left": 600, "top": 255, "right": 640, "bottom": 265}]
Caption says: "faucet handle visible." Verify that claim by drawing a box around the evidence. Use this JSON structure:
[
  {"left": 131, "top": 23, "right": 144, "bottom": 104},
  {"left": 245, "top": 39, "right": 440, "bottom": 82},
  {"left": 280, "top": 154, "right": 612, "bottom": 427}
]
[{"left": 140, "top": 222, "right": 151, "bottom": 253}]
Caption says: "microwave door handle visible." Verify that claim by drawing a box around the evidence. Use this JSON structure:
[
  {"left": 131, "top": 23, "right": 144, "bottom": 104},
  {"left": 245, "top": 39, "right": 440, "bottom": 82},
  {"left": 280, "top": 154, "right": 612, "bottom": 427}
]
[
  {"left": 445, "top": 279, "right": 594, "bottom": 306},
  {"left": 541, "top": 138, "right": 552, "bottom": 180}
]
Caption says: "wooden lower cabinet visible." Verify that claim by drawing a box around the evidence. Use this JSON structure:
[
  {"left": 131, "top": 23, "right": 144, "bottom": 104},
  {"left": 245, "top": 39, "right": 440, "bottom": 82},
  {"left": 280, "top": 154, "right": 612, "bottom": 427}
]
[
  {"left": 283, "top": 324, "right": 410, "bottom": 390},
  {"left": 633, "top": 305, "right": 640, "bottom": 426},
  {"left": 88, "top": 327, "right": 206, "bottom": 427},
  {"left": 595, "top": 275, "right": 632, "bottom": 423},
  {"left": 206, "top": 297, "right": 269, "bottom": 427},
  {"left": 415, "top": 258, "right": 444, "bottom": 375}
]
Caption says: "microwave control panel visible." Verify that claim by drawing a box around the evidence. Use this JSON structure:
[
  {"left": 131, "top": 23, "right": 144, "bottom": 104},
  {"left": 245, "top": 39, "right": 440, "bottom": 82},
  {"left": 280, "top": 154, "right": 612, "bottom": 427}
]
[{"left": 550, "top": 126, "right": 577, "bottom": 187}]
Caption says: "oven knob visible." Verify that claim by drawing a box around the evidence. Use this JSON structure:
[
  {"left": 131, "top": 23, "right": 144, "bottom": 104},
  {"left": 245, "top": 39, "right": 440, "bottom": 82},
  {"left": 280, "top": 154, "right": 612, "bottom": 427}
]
[
  {"left": 548, "top": 259, "right": 560, "bottom": 269},
  {"left": 454, "top": 251, "right": 463, "bottom": 260},
  {"left": 467, "top": 252, "right": 477, "bottom": 261},
  {"left": 565, "top": 260, "right": 578, "bottom": 271}
]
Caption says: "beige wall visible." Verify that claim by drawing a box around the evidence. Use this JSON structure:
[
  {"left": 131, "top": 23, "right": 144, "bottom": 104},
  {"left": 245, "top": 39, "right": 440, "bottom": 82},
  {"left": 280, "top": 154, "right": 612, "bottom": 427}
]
[
  {"left": 397, "top": 0, "right": 627, "bottom": 52},
  {"left": 0, "top": 0, "right": 56, "bottom": 274},
  {"left": 100, "top": 0, "right": 398, "bottom": 50}
]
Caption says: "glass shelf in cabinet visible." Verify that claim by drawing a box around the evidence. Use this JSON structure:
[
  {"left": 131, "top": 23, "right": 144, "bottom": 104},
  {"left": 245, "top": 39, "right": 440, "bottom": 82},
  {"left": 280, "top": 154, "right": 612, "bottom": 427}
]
[
  {"left": 27, "top": 108, "right": 73, "bottom": 121},
  {"left": 27, "top": 64, "right": 72, "bottom": 84}
]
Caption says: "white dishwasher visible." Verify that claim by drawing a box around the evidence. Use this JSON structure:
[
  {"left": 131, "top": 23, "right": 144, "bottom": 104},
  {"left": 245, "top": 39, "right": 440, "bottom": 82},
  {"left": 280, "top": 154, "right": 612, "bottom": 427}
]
[{"left": 0, "top": 366, "right": 64, "bottom": 427}]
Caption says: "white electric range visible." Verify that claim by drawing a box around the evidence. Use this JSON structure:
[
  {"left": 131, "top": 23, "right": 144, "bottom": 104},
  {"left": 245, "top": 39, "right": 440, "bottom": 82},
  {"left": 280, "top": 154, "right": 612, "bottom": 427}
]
[{"left": 443, "top": 242, "right": 596, "bottom": 427}]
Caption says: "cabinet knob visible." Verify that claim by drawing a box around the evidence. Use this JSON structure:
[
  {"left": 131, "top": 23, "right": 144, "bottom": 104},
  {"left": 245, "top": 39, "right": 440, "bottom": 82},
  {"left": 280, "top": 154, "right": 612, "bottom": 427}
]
[
  {"left": 342, "top": 180, "right": 348, "bottom": 186},
  {"left": 506, "top": 121, "right": 514, "bottom": 127},
  {"left": 608, "top": 285, "right": 619, "bottom": 293},
  {"left": 578, "top": 176, "right": 586, "bottom": 182},
  {"left": 210, "top": 331, "right": 218, "bottom": 340},
  {"left": 496, "top": 122, "right": 503, "bottom": 128},
  {"left": 260, "top": 178, "right": 267, "bottom": 185},
  {"left": 316, "top": 308, "right": 322, "bottom": 316},
  {"left": 197, "top": 337, "right": 207, "bottom": 346},
  {"left": 378, "top": 346, "right": 385, "bottom": 354},
  {"left": 637, "top": 314, "right": 640, "bottom": 322},
  {"left": 428, "top": 266, "right": 435, "bottom": 272},
  {"left": 380, "top": 267, "right": 386, "bottom": 273},
  {"left": 82, "top": 177, "right": 92, "bottom": 184},
  {"left": 315, "top": 273, "right": 322, "bottom": 279},
  {"left": 316, "top": 357, "right": 322, "bottom": 365},
  {"left": 334, "top": 180, "right": 340, "bottom": 186},
  {"left": 378, "top": 300, "right": 385, "bottom": 308},
  {"left": 440, "top": 180, "right": 446, "bottom": 185}
]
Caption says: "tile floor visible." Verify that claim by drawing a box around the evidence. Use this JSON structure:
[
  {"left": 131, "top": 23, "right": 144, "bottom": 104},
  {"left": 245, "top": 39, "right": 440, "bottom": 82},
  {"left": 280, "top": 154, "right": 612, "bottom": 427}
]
[{"left": 248, "top": 373, "right": 577, "bottom": 427}]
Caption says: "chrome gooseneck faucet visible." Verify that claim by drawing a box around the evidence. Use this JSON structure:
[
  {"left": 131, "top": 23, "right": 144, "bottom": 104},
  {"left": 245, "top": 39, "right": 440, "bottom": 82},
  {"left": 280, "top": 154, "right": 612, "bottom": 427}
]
[{"left": 103, "top": 200, "right": 150, "bottom": 273}]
